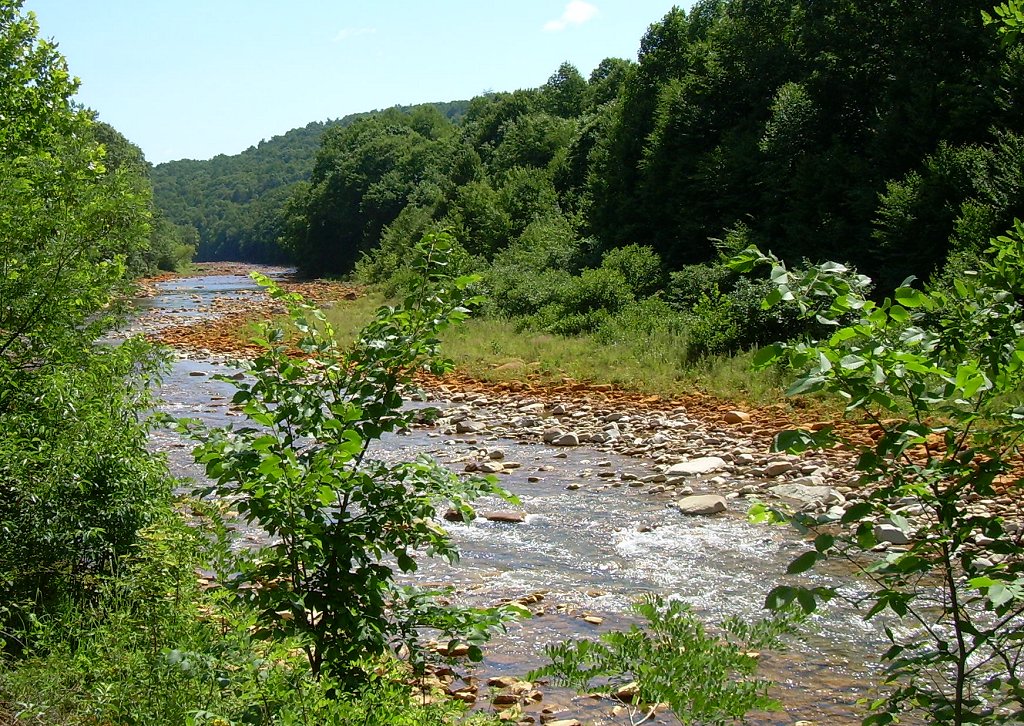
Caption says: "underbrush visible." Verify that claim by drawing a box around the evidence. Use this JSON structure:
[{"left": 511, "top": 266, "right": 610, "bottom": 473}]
[{"left": 0, "top": 514, "right": 496, "bottom": 726}]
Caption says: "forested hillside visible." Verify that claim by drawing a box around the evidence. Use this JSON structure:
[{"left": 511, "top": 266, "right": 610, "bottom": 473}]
[
  {"left": 150, "top": 101, "right": 469, "bottom": 262},
  {"left": 154, "top": 1, "right": 1023, "bottom": 351}
]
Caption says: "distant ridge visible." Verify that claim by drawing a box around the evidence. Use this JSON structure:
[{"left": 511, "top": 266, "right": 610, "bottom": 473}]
[{"left": 151, "top": 100, "right": 470, "bottom": 263}]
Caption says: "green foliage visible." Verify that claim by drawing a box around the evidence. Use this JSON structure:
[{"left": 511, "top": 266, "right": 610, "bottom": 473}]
[
  {"left": 281, "top": 108, "right": 477, "bottom": 276},
  {"left": 873, "top": 133, "right": 1024, "bottom": 291},
  {"left": 153, "top": 0, "right": 1024, "bottom": 305},
  {"left": 599, "top": 244, "right": 665, "bottom": 297},
  {"left": 539, "top": 62, "right": 588, "bottom": 118},
  {"left": 588, "top": 0, "right": 1021, "bottom": 277},
  {"left": 984, "top": 1, "right": 1024, "bottom": 43},
  {"left": 178, "top": 233, "right": 517, "bottom": 685},
  {"left": 530, "top": 595, "right": 797, "bottom": 725},
  {"left": 593, "top": 296, "right": 685, "bottom": 346},
  {"left": 2, "top": 516, "right": 495, "bottom": 726},
  {"left": 668, "top": 227, "right": 814, "bottom": 360},
  {"left": 0, "top": 0, "right": 171, "bottom": 634},
  {"left": 487, "top": 112, "right": 576, "bottom": 177},
  {"left": 89, "top": 121, "right": 196, "bottom": 273},
  {"left": 0, "top": 340, "right": 170, "bottom": 629},
  {"left": 151, "top": 101, "right": 470, "bottom": 265},
  {"left": 732, "top": 222, "right": 1024, "bottom": 724}
]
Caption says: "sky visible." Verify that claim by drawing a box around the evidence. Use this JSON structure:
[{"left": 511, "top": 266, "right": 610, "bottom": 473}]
[{"left": 23, "top": 1, "right": 684, "bottom": 165}]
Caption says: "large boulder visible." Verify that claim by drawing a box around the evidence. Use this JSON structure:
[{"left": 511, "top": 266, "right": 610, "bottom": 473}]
[
  {"left": 674, "top": 494, "right": 728, "bottom": 515},
  {"left": 666, "top": 457, "right": 727, "bottom": 477}
]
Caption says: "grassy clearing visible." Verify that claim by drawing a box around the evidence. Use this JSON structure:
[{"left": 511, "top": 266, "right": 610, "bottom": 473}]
[{"left": 320, "top": 295, "right": 791, "bottom": 406}]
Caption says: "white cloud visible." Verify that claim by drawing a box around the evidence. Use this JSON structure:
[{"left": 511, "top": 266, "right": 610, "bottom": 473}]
[
  {"left": 333, "top": 27, "right": 376, "bottom": 43},
  {"left": 543, "top": 1, "right": 599, "bottom": 32}
]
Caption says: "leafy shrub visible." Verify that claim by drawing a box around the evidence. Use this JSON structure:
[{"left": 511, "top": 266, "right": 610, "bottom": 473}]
[
  {"left": 0, "top": 3, "right": 171, "bottom": 636},
  {"left": 737, "top": 220, "right": 1024, "bottom": 724},
  {"left": 178, "top": 233, "right": 519, "bottom": 686},
  {"left": 483, "top": 213, "right": 584, "bottom": 318},
  {"left": 666, "top": 262, "right": 737, "bottom": 308},
  {"left": 680, "top": 277, "right": 810, "bottom": 360},
  {"left": 594, "top": 296, "right": 685, "bottom": 345},
  {"left": 495, "top": 166, "right": 561, "bottom": 240},
  {"left": 529, "top": 266, "right": 634, "bottom": 334},
  {"left": 1, "top": 516, "right": 499, "bottom": 726},
  {"left": 873, "top": 131, "right": 1024, "bottom": 291},
  {"left": 0, "top": 341, "right": 170, "bottom": 626},
  {"left": 599, "top": 243, "right": 665, "bottom": 297},
  {"left": 682, "top": 285, "right": 740, "bottom": 359},
  {"left": 530, "top": 595, "right": 798, "bottom": 725}
]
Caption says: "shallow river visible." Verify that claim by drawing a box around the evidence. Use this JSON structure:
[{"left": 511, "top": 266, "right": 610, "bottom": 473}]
[{"left": 140, "top": 272, "right": 895, "bottom": 725}]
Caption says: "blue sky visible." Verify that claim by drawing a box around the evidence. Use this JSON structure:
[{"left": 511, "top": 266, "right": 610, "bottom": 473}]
[{"left": 24, "top": 1, "right": 683, "bottom": 165}]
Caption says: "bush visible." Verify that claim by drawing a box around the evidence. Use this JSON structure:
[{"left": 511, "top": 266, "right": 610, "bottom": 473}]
[
  {"left": 594, "top": 296, "right": 685, "bottom": 345},
  {"left": 529, "top": 266, "right": 634, "bottom": 334},
  {"left": 600, "top": 244, "right": 665, "bottom": 297},
  {"left": 0, "top": 341, "right": 171, "bottom": 627},
  {"left": 483, "top": 213, "right": 584, "bottom": 318},
  {"left": 1, "top": 516, "right": 498, "bottom": 726},
  {"left": 178, "top": 233, "right": 519, "bottom": 686},
  {"left": 680, "top": 277, "right": 809, "bottom": 360},
  {"left": 530, "top": 595, "right": 798, "bottom": 725},
  {"left": 737, "top": 220, "right": 1024, "bottom": 724}
]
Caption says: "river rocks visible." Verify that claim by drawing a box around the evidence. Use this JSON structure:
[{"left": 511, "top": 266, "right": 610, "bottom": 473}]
[
  {"left": 551, "top": 433, "right": 580, "bottom": 446},
  {"left": 612, "top": 682, "right": 640, "bottom": 702},
  {"left": 674, "top": 494, "right": 728, "bottom": 515},
  {"left": 456, "top": 420, "right": 483, "bottom": 434},
  {"left": 482, "top": 511, "right": 527, "bottom": 524},
  {"left": 763, "top": 459, "right": 794, "bottom": 477},
  {"left": 665, "top": 456, "right": 728, "bottom": 477},
  {"left": 542, "top": 428, "right": 563, "bottom": 444},
  {"left": 724, "top": 410, "right": 750, "bottom": 424},
  {"left": 769, "top": 482, "right": 844, "bottom": 507},
  {"left": 873, "top": 522, "right": 911, "bottom": 545}
]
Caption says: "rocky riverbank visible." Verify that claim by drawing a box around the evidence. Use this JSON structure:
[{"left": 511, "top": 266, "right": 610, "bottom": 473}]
[
  {"left": 145, "top": 265, "right": 1024, "bottom": 596},
  {"left": 400, "top": 381, "right": 1022, "bottom": 555}
]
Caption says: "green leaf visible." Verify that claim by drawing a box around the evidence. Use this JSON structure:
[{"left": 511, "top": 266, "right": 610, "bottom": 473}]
[
  {"left": 894, "top": 287, "right": 927, "bottom": 308},
  {"left": 796, "top": 588, "right": 818, "bottom": 613},
  {"left": 814, "top": 533, "right": 835, "bottom": 552},
  {"left": 786, "top": 375, "right": 825, "bottom": 396},
  {"left": 841, "top": 502, "right": 873, "bottom": 523},
  {"left": 787, "top": 550, "right": 821, "bottom": 574},
  {"left": 764, "top": 586, "right": 796, "bottom": 610},
  {"left": 887, "top": 305, "right": 910, "bottom": 324},
  {"left": 839, "top": 354, "right": 867, "bottom": 371},
  {"left": 752, "top": 344, "right": 784, "bottom": 368}
]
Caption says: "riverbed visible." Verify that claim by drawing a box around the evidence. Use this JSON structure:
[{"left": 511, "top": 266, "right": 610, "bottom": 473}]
[{"left": 138, "top": 269, "right": 893, "bottom": 725}]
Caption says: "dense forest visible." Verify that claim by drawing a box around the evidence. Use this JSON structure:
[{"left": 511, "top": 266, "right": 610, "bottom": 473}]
[
  {"left": 152, "top": 0, "right": 1024, "bottom": 358},
  {"left": 151, "top": 101, "right": 469, "bottom": 263}
]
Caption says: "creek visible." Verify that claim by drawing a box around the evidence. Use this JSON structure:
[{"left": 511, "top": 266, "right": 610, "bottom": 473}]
[{"left": 138, "top": 270, "right": 895, "bottom": 725}]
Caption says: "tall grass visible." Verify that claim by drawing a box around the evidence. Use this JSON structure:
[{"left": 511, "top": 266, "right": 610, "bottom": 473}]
[{"left": 320, "top": 295, "right": 789, "bottom": 405}]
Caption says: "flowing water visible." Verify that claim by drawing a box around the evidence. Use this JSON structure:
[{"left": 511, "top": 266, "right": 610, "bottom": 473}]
[{"left": 141, "top": 272, "right": 898, "bottom": 725}]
